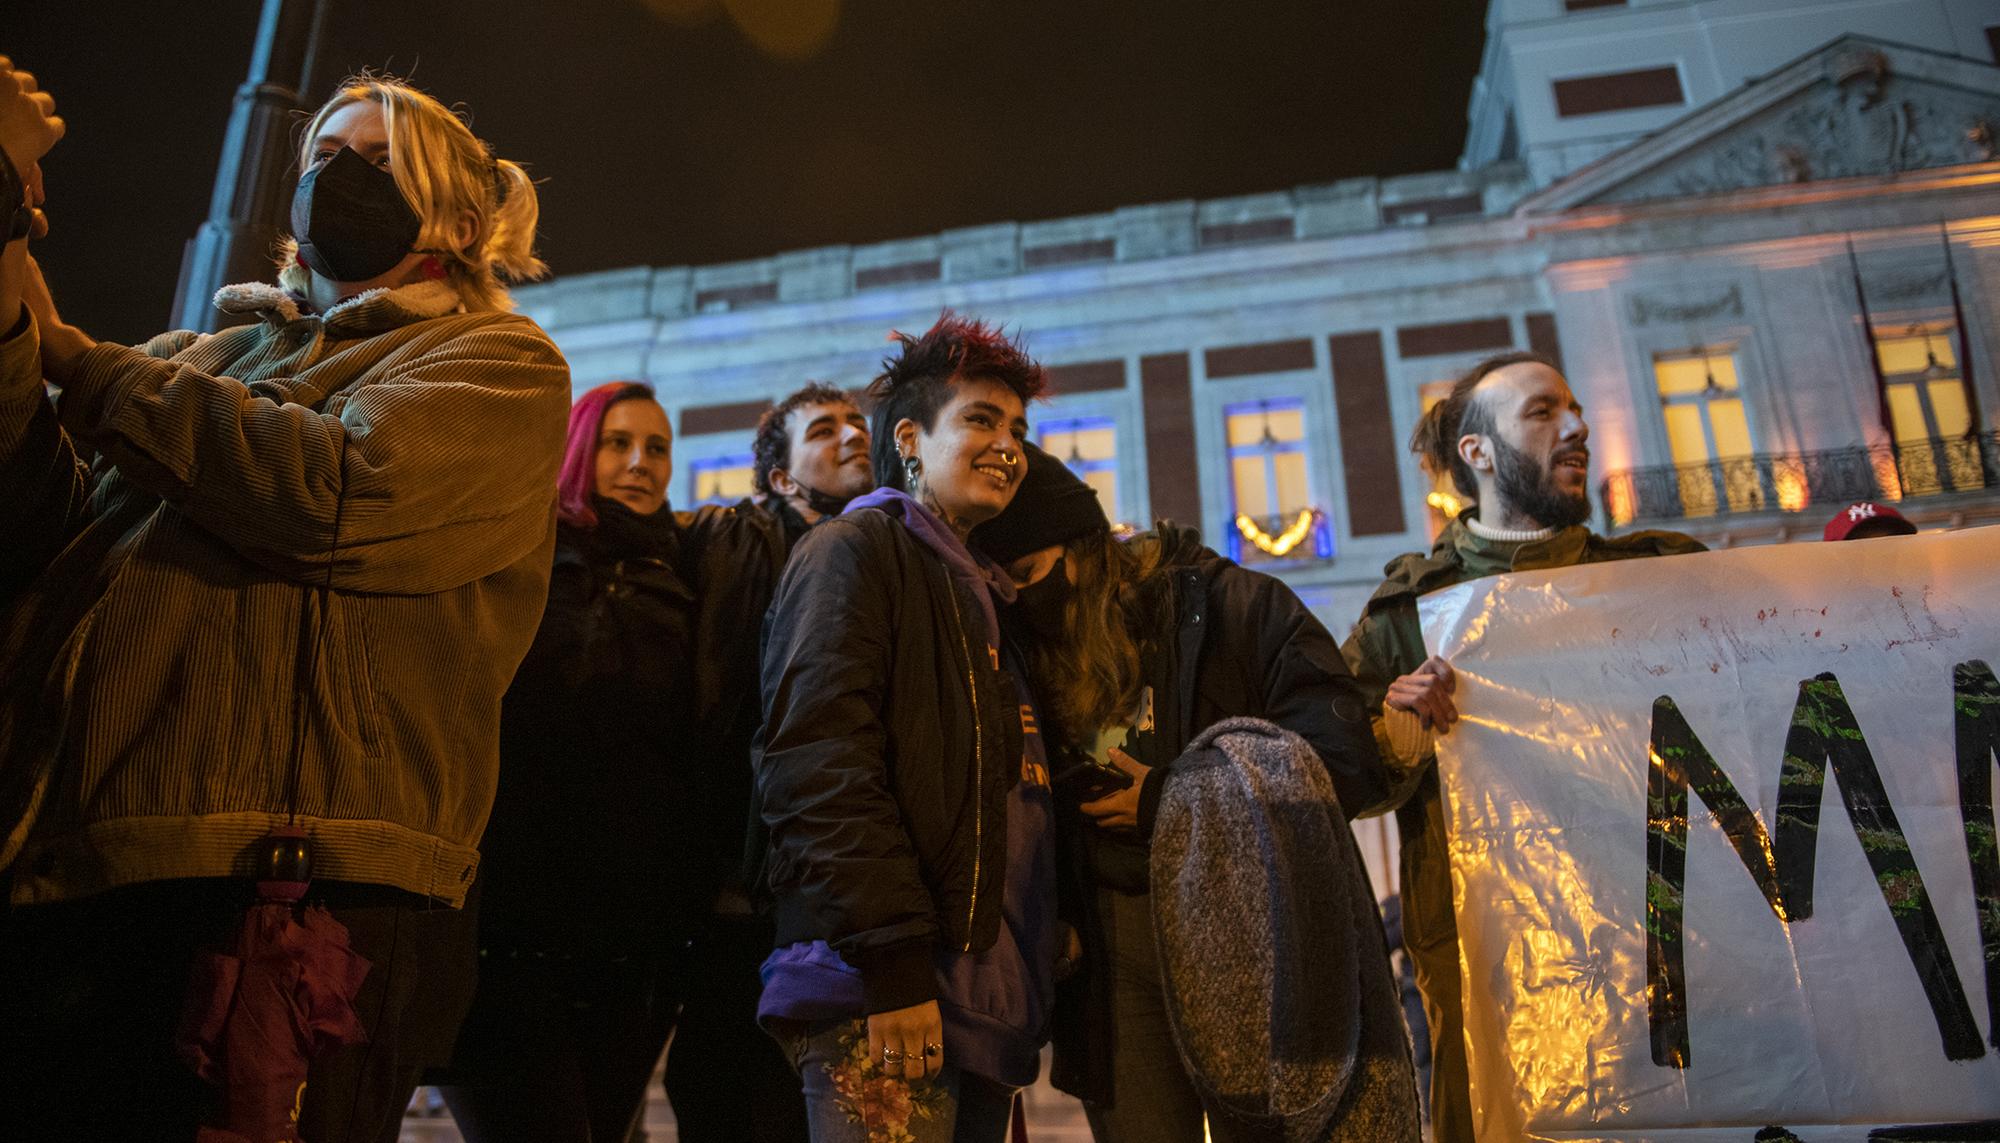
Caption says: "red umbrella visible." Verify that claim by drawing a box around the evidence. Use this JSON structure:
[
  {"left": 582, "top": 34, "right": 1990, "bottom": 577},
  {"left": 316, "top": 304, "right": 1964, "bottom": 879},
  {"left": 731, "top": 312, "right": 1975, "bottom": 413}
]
[{"left": 175, "top": 828, "right": 372, "bottom": 1143}]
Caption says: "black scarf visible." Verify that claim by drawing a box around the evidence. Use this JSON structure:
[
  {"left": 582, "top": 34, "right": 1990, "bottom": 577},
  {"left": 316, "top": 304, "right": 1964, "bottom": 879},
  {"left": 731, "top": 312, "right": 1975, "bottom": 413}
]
[{"left": 585, "top": 496, "right": 683, "bottom": 566}]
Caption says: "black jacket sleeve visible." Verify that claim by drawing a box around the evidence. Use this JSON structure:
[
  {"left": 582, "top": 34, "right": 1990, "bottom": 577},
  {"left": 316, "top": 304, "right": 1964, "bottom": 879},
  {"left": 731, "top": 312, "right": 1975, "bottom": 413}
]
[
  {"left": 1248, "top": 571, "right": 1389, "bottom": 814},
  {"left": 680, "top": 502, "right": 786, "bottom": 894},
  {"left": 1226, "top": 566, "right": 1390, "bottom": 815},
  {"left": 754, "top": 517, "right": 939, "bottom": 1011},
  {"left": 498, "top": 551, "right": 592, "bottom": 715},
  {"left": 0, "top": 314, "right": 94, "bottom": 607}
]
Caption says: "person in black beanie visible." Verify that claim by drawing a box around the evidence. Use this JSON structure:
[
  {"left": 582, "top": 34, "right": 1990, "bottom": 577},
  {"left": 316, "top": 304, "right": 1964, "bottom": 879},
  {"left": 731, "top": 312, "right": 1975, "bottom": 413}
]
[
  {"left": 972, "top": 444, "right": 1392, "bottom": 1143},
  {"left": 970, "top": 439, "right": 1113, "bottom": 572}
]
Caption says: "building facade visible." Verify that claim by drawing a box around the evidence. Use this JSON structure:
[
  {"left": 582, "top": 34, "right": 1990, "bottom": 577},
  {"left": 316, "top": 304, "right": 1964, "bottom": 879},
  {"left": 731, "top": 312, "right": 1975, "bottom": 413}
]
[{"left": 517, "top": 0, "right": 2000, "bottom": 637}]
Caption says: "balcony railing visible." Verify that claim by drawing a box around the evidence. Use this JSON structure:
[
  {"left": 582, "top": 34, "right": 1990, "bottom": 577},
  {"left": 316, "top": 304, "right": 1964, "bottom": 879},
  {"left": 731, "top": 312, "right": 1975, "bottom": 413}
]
[{"left": 1599, "top": 432, "right": 2000, "bottom": 527}]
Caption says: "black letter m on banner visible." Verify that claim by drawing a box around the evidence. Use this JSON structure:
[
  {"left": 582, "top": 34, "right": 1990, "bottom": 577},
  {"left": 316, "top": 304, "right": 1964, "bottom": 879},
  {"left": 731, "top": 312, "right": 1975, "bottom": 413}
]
[{"left": 1644, "top": 667, "right": 1998, "bottom": 1069}]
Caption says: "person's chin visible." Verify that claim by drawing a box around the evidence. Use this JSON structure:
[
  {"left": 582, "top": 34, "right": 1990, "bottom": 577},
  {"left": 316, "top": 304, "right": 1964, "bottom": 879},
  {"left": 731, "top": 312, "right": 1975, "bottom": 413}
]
[
  {"left": 1547, "top": 474, "right": 1590, "bottom": 506},
  {"left": 1552, "top": 492, "right": 1592, "bottom": 526},
  {"left": 979, "top": 487, "right": 1019, "bottom": 519},
  {"left": 955, "top": 495, "right": 1008, "bottom": 527}
]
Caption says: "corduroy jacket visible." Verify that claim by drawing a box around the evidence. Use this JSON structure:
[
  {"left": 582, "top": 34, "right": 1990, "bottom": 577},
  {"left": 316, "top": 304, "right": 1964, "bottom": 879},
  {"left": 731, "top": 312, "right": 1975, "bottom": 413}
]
[{"left": 0, "top": 280, "right": 570, "bottom": 908}]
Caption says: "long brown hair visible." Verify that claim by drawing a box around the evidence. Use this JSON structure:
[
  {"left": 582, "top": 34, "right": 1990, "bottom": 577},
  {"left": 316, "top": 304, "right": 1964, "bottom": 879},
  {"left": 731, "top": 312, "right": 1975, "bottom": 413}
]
[{"left": 1025, "top": 529, "right": 1165, "bottom": 748}]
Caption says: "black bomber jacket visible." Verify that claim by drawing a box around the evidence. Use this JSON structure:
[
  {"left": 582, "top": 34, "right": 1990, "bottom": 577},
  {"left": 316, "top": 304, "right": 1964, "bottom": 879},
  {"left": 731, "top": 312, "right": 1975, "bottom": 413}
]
[{"left": 754, "top": 507, "right": 1023, "bottom": 1013}]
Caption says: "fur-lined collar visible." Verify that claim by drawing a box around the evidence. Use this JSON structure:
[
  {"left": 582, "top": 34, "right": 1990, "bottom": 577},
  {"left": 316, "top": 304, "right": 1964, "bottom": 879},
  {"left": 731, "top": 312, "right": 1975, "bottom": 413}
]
[{"left": 212, "top": 278, "right": 465, "bottom": 336}]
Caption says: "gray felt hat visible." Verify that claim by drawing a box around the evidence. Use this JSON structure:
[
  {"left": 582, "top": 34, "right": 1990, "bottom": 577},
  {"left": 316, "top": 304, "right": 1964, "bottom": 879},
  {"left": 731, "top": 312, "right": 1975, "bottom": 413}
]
[{"left": 1150, "top": 717, "right": 1420, "bottom": 1142}]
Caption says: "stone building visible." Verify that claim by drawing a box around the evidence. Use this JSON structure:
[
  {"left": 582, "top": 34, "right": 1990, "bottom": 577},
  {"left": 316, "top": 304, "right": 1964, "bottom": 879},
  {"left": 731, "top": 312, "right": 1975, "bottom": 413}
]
[{"left": 517, "top": 0, "right": 2000, "bottom": 636}]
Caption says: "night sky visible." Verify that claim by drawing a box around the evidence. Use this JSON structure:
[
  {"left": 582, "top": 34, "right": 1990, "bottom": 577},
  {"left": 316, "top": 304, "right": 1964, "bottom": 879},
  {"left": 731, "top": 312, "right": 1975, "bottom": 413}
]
[{"left": 13, "top": 0, "right": 1490, "bottom": 343}]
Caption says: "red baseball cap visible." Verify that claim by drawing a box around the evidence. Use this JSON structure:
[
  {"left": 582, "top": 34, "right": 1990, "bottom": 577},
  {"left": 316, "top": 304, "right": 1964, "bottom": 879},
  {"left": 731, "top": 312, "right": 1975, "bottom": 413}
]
[{"left": 1823, "top": 501, "right": 1917, "bottom": 541}]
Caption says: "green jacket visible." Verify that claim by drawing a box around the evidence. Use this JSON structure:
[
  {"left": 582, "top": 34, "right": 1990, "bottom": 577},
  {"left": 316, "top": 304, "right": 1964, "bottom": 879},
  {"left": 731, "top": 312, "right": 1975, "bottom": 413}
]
[
  {"left": 1344, "top": 519, "right": 1704, "bottom": 1143},
  {"left": 0, "top": 280, "right": 570, "bottom": 907},
  {"left": 1342, "top": 515, "right": 1707, "bottom": 809},
  {"left": 1339, "top": 512, "right": 1703, "bottom": 1141}
]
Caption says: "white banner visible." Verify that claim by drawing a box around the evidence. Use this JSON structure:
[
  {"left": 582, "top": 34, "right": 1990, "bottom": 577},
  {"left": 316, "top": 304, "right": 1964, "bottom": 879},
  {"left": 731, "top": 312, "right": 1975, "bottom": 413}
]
[{"left": 1417, "top": 529, "right": 2000, "bottom": 1142}]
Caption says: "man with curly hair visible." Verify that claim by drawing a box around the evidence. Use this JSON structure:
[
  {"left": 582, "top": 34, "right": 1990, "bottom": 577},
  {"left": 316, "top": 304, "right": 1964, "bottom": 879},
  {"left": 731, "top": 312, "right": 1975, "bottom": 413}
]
[
  {"left": 664, "top": 382, "right": 872, "bottom": 1142},
  {"left": 750, "top": 380, "right": 874, "bottom": 545}
]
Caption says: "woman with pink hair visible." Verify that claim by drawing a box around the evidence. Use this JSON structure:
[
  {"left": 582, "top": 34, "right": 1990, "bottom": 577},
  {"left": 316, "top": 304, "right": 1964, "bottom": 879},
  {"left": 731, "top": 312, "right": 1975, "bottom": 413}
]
[{"left": 440, "top": 381, "right": 713, "bottom": 1142}]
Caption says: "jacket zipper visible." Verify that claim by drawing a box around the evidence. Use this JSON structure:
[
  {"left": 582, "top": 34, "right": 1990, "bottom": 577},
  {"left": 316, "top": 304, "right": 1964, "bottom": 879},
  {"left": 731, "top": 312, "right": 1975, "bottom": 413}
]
[{"left": 943, "top": 582, "right": 984, "bottom": 951}]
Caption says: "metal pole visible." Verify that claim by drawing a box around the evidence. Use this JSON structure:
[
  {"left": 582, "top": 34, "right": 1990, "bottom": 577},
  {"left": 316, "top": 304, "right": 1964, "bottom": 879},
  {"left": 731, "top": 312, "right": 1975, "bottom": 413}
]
[{"left": 169, "top": 0, "right": 326, "bottom": 332}]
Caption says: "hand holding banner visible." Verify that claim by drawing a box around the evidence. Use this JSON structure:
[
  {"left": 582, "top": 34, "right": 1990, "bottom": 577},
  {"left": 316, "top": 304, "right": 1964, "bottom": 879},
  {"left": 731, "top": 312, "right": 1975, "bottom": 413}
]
[{"left": 1418, "top": 530, "right": 1999, "bottom": 1141}]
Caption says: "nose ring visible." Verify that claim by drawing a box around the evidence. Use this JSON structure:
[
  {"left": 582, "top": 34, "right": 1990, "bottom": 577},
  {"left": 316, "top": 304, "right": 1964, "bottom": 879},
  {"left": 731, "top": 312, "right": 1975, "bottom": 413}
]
[{"left": 997, "top": 449, "right": 1019, "bottom": 466}]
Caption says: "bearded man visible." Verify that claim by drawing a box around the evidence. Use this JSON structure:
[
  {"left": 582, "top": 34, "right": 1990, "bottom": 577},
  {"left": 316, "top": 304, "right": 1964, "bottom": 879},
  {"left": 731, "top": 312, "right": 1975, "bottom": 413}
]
[{"left": 1343, "top": 352, "right": 1703, "bottom": 1141}]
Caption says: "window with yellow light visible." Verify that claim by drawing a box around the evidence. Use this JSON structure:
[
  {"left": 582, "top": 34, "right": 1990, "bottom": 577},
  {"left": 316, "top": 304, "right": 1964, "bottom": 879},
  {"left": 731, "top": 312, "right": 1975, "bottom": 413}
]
[
  {"left": 1874, "top": 321, "right": 1977, "bottom": 496},
  {"left": 1652, "top": 346, "right": 1759, "bottom": 517},
  {"left": 690, "top": 453, "right": 756, "bottom": 507},
  {"left": 1222, "top": 398, "right": 1330, "bottom": 562},
  {"left": 1038, "top": 416, "right": 1119, "bottom": 523}
]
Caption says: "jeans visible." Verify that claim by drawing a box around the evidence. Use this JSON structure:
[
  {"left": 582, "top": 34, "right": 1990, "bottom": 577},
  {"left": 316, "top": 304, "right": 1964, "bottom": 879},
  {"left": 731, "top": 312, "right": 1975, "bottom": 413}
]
[{"left": 787, "top": 1018, "right": 1016, "bottom": 1143}]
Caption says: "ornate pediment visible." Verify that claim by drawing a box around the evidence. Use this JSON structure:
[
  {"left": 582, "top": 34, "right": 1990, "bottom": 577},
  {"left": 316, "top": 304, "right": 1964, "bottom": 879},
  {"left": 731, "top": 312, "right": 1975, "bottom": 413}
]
[{"left": 1521, "top": 38, "right": 2000, "bottom": 214}]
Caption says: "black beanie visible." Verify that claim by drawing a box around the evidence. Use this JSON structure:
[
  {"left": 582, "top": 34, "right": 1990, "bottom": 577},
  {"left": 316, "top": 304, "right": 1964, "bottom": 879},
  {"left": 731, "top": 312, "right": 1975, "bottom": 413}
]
[{"left": 973, "top": 441, "right": 1110, "bottom": 564}]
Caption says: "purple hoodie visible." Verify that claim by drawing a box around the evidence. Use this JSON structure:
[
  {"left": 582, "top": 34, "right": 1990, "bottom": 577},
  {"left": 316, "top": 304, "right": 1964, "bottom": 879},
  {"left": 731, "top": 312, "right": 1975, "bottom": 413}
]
[{"left": 759, "top": 490, "right": 1057, "bottom": 1087}]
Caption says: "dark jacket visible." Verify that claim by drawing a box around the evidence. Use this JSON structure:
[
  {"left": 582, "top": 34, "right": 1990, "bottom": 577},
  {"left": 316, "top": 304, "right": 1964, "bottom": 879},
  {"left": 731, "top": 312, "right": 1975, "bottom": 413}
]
[
  {"left": 477, "top": 496, "right": 787, "bottom": 953},
  {"left": 679, "top": 498, "right": 790, "bottom": 895},
  {"left": 755, "top": 506, "right": 1024, "bottom": 1013},
  {"left": 1047, "top": 522, "right": 1387, "bottom": 1102},
  {"left": 1340, "top": 514, "right": 1704, "bottom": 1143},
  {"left": 476, "top": 505, "right": 696, "bottom": 952}
]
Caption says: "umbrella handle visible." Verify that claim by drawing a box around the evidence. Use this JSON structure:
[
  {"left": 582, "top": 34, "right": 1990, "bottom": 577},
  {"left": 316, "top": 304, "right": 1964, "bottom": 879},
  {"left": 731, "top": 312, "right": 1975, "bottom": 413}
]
[{"left": 254, "top": 828, "right": 313, "bottom": 903}]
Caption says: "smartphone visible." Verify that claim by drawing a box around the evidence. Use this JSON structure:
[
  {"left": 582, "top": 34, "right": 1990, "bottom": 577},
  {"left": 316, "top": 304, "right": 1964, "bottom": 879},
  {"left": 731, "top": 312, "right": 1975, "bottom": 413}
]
[{"left": 1053, "top": 760, "right": 1134, "bottom": 803}]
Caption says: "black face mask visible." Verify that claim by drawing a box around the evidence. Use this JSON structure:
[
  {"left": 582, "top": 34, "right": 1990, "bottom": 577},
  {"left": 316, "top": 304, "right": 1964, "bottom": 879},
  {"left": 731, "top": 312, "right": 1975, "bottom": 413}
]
[
  {"left": 793, "top": 480, "right": 855, "bottom": 520},
  {"left": 291, "top": 146, "right": 423, "bottom": 283},
  {"left": 1011, "top": 555, "right": 1071, "bottom": 642}
]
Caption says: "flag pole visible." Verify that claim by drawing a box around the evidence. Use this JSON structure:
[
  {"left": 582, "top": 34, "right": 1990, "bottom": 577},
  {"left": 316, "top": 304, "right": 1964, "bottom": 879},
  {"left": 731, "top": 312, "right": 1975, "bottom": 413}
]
[{"left": 1845, "top": 236, "right": 1894, "bottom": 438}]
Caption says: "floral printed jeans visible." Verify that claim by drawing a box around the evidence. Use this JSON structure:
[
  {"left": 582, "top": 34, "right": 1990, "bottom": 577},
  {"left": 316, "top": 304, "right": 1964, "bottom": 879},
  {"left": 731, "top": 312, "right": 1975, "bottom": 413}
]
[{"left": 787, "top": 1018, "right": 1016, "bottom": 1143}]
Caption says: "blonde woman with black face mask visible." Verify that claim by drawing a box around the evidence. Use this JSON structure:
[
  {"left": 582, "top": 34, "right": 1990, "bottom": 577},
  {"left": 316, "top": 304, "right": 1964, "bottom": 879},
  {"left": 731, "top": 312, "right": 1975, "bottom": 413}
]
[{"left": 0, "top": 63, "right": 568, "bottom": 1142}]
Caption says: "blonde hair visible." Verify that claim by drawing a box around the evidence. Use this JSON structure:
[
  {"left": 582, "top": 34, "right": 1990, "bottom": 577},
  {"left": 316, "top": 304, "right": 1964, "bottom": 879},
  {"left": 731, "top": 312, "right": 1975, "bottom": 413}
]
[{"left": 279, "top": 73, "right": 546, "bottom": 312}]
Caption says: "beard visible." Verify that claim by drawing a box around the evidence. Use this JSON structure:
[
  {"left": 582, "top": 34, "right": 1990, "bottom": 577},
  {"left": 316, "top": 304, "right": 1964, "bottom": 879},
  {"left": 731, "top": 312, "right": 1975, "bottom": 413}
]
[{"left": 1489, "top": 434, "right": 1592, "bottom": 530}]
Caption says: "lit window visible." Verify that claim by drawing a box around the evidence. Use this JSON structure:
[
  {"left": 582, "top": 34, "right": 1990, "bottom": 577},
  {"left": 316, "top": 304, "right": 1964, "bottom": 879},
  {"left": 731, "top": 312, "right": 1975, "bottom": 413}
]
[
  {"left": 1653, "top": 347, "right": 1757, "bottom": 517},
  {"left": 1038, "top": 417, "right": 1118, "bottom": 523},
  {"left": 1223, "top": 398, "right": 1331, "bottom": 563},
  {"left": 1875, "top": 322, "right": 1978, "bottom": 495},
  {"left": 689, "top": 453, "right": 756, "bottom": 507}
]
